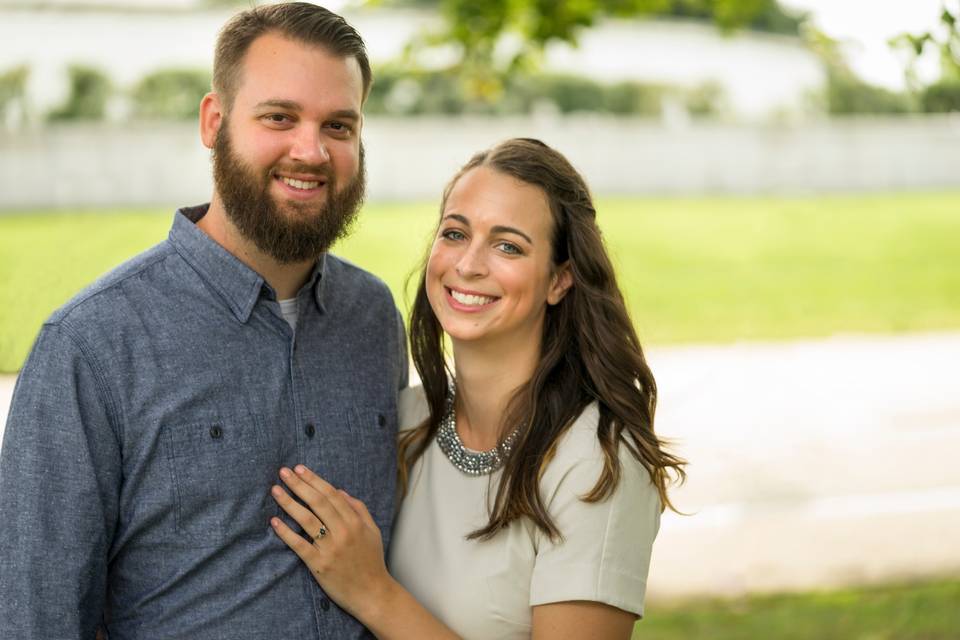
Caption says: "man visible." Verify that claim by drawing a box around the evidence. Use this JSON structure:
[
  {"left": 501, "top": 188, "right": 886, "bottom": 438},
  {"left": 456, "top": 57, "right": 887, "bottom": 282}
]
[{"left": 0, "top": 3, "right": 407, "bottom": 638}]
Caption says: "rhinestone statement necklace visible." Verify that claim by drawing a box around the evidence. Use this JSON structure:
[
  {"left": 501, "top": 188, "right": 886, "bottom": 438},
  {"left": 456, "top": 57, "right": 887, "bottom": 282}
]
[{"left": 436, "top": 386, "right": 520, "bottom": 476}]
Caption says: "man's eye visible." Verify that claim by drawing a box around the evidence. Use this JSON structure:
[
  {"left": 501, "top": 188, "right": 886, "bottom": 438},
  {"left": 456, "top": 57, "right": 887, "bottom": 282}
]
[
  {"left": 327, "top": 122, "right": 353, "bottom": 135},
  {"left": 264, "top": 114, "right": 291, "bottom": 124}
]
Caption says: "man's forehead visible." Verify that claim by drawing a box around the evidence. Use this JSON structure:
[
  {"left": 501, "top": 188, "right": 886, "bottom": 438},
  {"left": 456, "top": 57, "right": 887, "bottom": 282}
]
[{"left": 233, "top": 32, "right": 364, "bottom": 105}]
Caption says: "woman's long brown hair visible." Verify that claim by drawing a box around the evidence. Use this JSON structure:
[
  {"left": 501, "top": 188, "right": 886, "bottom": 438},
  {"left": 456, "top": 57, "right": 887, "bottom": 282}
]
[{"left": 399, "top": 138, "right": 686, "bottom": 541}]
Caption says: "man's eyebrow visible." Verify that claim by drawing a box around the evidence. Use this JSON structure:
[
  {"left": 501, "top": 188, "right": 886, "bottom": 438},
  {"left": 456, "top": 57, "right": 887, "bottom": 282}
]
[
  {"left": 254, "top": 99, "right": 303, "bottom": 111},
  {"left": 328, "top": 109, "right": 361, "bottom": 122},
  {"left": 442, "top": 214, "right": 533, "bottom": 245}
]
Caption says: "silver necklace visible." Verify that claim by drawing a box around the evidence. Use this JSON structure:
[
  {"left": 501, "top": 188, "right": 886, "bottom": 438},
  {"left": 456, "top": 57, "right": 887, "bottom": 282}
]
[{"left": 436, "top": 385, "right": 519, "bottom": 476}]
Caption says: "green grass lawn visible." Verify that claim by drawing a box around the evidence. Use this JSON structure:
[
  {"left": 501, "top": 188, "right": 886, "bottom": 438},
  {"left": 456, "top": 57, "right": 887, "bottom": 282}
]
[
  {"left": 635, "top": 577, "right": 960, "bottom": 639},
  {"left": 1, "top": 192, "right": 959, "bottom": 372}
]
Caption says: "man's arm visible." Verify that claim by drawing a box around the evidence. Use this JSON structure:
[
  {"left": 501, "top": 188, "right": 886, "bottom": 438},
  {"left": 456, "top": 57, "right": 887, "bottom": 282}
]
[
  {"left": 395, "top": 309, "right": 408, "bottom": 391},
  {"left": 0, "top": 322, "right": 122, "bottom": 638}
]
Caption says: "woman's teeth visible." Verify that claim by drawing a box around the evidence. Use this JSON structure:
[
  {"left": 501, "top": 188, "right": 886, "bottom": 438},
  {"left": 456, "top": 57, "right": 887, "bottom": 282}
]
[{"left": 450, "top": 290, "right": 496, "bottom": 306}]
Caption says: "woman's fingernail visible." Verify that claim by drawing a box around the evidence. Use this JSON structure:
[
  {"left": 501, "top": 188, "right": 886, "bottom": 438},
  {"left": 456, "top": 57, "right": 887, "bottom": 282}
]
[
  {"left": 271, "top": 485, "right": 282, "bottom": 497},
  {"left": 279, "top": 468, "right": 291, "bottom": 479},
  {"left": 295, "top": 465, "right": 306, "bottom": 474},
  {"left": 270, "top": 518, "right": 279, "bottom": 528}
]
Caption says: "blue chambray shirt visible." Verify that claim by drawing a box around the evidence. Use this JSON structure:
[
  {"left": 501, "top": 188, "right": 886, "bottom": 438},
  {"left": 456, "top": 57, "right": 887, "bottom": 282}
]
[{"left": 0, "top": 205, "right": 407, "bottom": 639}]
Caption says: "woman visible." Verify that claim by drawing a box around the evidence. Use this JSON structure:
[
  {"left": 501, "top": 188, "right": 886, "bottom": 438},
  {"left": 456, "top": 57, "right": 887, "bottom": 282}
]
[{"left": 269, "top": 138, "right": 685, "bottom": 639}]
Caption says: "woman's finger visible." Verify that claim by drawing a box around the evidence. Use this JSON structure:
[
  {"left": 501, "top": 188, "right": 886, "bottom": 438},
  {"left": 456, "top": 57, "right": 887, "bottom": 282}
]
[
  {"left": 278, "top": 467, "right": 345, "bottom": 534},
  {"left": 293, "top": 464, "right": 337, "bottom": 494},
  {"left": 271, "top": 484, "right": 326, "bottom": 539},
  {"left": 270, "top": 516, "right": 322, "bottom": 567},
  {"left": 293, "top": 465, "right": 357, "bottom": 525},
  {"left": 340, "top": 490, "right": 377, "bottom": 529}
]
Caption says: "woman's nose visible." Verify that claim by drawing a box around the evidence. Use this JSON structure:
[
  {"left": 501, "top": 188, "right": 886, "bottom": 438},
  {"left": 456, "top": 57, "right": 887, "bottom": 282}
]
[{"left": 455, "top": 244, "right": 487, "bottom": 279}]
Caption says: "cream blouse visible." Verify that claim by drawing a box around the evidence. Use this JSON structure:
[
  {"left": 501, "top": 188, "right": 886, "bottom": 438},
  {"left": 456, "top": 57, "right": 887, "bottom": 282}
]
[{"left": 388, "top": 386, "right": 661, "bottom": 639}]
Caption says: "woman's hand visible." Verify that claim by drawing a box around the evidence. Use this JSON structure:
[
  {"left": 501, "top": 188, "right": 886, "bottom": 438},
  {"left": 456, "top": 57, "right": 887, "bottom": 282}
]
[{"left": 270, "top": 464, "right": 393, "bottom": 622}]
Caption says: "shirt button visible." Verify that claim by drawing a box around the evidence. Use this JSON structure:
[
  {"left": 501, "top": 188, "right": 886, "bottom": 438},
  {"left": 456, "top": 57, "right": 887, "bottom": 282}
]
[
  {"left": 305, "top": 423, "right": 316, "bottom": 438},
  {"left": 377, "top": 413, "right": 386, "bottom": 428},
  {"left": 320, "top": 597, "right": 330, "bottom": 611},
  {"left": 209, "top": 425, "right": 223, "bottom": 439}
]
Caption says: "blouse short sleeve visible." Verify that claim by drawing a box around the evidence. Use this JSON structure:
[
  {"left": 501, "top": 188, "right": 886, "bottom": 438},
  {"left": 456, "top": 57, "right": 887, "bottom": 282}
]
[{"left": 528, "top": 404, "right": 662, "bottom": 618}]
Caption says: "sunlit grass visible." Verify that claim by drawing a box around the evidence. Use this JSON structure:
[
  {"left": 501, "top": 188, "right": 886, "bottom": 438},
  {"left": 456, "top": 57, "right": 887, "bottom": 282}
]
[
  {"left": 635, "top": 577, "right": 960, "bottom": 639},
  {"left": 2, "top": 191, "right": 959, "bottom": 372}
]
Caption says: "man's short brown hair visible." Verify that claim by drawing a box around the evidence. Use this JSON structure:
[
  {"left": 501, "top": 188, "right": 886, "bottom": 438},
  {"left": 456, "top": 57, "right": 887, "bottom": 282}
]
[{"left": 213, "top": 2, "right": 372, "bottom": 111}]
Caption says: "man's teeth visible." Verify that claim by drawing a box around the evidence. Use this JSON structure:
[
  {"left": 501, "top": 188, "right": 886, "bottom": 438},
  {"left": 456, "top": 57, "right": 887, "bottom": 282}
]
[
  {"left": 280, "top": 176, "right": 321, "bottom": 190},
  {"left": 450, "top": 290, "right": 496, "bottom": 306}
]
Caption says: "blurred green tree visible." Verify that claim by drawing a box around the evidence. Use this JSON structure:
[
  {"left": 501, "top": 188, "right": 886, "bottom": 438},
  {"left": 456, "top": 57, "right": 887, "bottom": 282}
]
[
  {"left": 372, "top": 0, "right": 805, "bottom": 101},
  {"left": 890, "top": 1, "right": 960, "bottom": 112},
  {"left": 365, "top": 66, "right": 718, "bottom": 116},
  {"left": 131, "top": 68, "right": 211, "bottom": 120},
  {"left": 921, "top": 79, "right": 960, "bottom": 111},
  {"left": 48, "top": 65, "right": 111, "bottom": 121},
  {"left": 808, "top": 30, "right": 914, "bottom": 114},
  {"left": 890, "top": 1, "right": 959, "bottom": 86},
  {"left": 0, "top": 64, "right": 29, "bottom": 125}
]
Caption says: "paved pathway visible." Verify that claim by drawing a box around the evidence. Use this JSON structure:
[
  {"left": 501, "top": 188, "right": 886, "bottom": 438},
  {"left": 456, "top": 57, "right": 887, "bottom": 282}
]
[
  {"left": 645, "top": 332, "right": 960, "bottom": 600},
  {"left": 2, "top": 332, "right": 959, "bottom": 600}
]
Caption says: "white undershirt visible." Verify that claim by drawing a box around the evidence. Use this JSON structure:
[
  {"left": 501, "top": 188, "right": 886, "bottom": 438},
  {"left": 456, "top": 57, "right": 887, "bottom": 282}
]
[{"left": 278, "top": 298, "right": 298, "bottom": 330}]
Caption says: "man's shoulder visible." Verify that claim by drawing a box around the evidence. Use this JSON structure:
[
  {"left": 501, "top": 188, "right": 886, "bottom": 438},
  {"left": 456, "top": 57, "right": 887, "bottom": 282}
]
[
  {"left": 47, "top": 240, "right": 175, "bottom": 330},
  {"left": 323, "top": 253, "right": 396, "bottom": 306}
]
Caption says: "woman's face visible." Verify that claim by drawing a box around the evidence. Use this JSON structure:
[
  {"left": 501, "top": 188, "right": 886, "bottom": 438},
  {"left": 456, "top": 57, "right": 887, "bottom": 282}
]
[{"left": 426, "top": 165, "right": 570, "bottom": 348}]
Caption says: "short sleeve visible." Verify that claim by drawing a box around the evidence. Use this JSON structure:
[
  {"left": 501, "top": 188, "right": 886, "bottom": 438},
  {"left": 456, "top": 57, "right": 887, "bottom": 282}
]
[{"left": 529, "top": 428, "right": 661, "bottom": 618}]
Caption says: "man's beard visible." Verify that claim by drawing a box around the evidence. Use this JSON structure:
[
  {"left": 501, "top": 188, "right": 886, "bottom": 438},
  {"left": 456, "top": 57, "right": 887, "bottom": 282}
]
[{"left": 212, "top": 123, "right": 366, "bottom": 264}]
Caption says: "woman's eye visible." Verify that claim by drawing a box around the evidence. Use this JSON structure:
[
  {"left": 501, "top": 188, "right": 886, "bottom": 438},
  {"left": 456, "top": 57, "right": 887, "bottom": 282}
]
[
  {"left": 496, "top": 241, "right": 522, "bottom": 255},
  {"left": 441, "top": 229, "right": 466, "bottom": 241}
]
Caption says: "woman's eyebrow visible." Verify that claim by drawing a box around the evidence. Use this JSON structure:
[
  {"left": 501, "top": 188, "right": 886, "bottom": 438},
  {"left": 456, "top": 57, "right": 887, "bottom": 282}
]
[
  {"left": 442, "top": 214, "right": 533, "bottom": 244},
  {"left": 491, "top": 225, "right": 533, "bottom": 244}
]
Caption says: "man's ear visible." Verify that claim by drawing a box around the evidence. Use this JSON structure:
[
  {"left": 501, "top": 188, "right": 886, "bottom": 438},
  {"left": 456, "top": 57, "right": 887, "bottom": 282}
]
[
  {"left": 199, "top": 92, "right": 224, "bottom": 149},
  {"left": 547, "top": 261, "right": 573, "bottom": 306}
]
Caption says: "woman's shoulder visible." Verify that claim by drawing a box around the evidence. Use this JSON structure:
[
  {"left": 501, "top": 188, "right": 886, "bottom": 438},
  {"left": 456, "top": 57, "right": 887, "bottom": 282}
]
[
  {"left": 540, "top": 402, "right": 656, "bottom": 499},
  {"left": 398, "top": 385, "right": 429, "bottom": 431},
  {"left": 545, "top": 402, "right": 604, "bottom": 470}
]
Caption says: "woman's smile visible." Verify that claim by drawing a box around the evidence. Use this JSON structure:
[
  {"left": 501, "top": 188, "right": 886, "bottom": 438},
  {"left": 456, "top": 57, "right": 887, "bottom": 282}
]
[{"left": 444, "top": 286, "right": 500, "bottom": 312}]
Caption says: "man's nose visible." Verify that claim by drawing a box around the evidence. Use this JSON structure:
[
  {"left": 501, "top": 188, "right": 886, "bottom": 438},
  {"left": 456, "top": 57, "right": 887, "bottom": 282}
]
[{"left": 289, "top": 126, "right": 330, "bottom": 166}]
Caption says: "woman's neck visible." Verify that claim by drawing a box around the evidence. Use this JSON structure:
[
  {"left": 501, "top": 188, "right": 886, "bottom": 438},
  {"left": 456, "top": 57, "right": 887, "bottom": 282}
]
[{"left": 451, "top": 335, "right": 540, "bottom": 451}]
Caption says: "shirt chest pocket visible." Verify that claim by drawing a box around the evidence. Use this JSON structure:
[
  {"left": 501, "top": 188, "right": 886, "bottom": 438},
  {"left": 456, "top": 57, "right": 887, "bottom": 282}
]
[
  {"left": 163, "top": 414, "right": 278, "bottom": 545},
  {"left": 303, "top": 406, "right": 397, "bottom": 541}
]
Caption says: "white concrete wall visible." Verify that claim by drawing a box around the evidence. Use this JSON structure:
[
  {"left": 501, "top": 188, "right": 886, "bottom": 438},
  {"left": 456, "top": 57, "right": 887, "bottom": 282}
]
[{"left": 2, "top": 114, "right": 959, "bottom": 209}]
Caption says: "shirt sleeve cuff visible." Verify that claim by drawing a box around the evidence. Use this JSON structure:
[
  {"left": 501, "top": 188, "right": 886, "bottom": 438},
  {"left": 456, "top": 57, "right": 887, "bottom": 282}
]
[{"left": 528, "top": 561, "right": 648, "bottom": 618}]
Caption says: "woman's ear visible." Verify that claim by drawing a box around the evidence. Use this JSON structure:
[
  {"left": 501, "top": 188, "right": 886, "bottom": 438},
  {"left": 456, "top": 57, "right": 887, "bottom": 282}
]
[{"left": 547, "top": 261, "right": 573, "bottom": 305}]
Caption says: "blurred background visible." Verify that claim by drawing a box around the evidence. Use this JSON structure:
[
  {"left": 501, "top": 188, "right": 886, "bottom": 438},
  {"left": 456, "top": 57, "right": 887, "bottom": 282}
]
[{"left": 1, "top": 0, "right": 959, "bottom": 637}]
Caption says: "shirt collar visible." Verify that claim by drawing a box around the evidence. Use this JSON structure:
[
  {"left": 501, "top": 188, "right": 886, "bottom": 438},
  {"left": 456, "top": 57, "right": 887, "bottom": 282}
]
[{"left": 168, "top": 204, "right": 326, "bottom": 323}]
